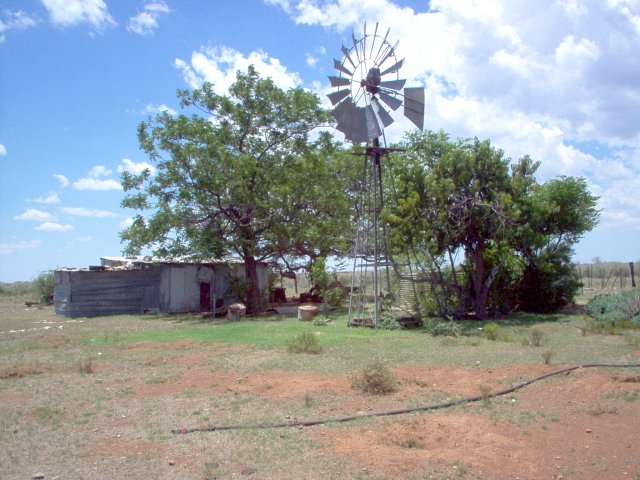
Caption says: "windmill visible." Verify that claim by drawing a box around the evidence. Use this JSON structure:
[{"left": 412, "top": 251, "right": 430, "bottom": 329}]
[{"left": 328, "top": 22, "right": 425, "bottom": 327}]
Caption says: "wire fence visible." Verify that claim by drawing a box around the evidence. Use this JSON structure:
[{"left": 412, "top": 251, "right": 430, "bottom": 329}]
[{"left": 575, "top": 261, "right": 639, "bottom": 298}]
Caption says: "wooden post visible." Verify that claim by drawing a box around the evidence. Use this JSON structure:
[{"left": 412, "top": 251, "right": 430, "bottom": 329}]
[
  {"left": 577, "top": 264, "right": 583, "bottom": 294},
  {"left": 631, "top": 262, "right": 636, "bottom": 288}
]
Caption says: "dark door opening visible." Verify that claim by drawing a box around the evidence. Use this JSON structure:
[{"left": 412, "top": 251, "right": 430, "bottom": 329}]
[{"left": 199, "top": 282, "right": 211, "bottom": 312}]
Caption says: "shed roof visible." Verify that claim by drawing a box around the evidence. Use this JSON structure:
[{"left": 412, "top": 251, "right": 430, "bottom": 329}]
[{"left": 100, "top": 255, "right": 249, "bottom": 265}]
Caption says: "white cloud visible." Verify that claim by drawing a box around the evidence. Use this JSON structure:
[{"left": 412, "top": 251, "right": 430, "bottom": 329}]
[
  {"left": 174, "top": 45, "right": 302, "bottom": 92},
  {"left": 305, "top": 46, "right": 327, "bottom": 69},
  {"left": 0, "top": 9, "right": 38, "bottom": 43},
  {"left": 305, "top": 53, "right": 318, "bottom": 67},
  {"left": 60, "top": 206, "right": 116, "bottom": 218},
  {"left": 72, "top": 178, "right": 122, "bottom": 191},
  {"left": 0, "top": 239, "right": 42, "bottom": 255},
  {"left": 0, "top": 143, "right": 7, "bottom": 156},
  {"left": 54, "top": 173, "right": 69, "bottom": 187},
  {"left": 264, "top": 0, "right": 292, "bottom": 14},
  {"left": 88, "top": 165, "right": 112, "bottom": 178},
  {"left": 72, "top": 165, "right": 122, "bottom": 191},
  {"left": 41, "top": 0, "right": 115, "bottom": 30},
  {"left": 128, "top": 0, "right": 170, "bottom": 35},
  {"left": 118, "top": 158, "right": 157, "bottom": 176},
  {"left": 14, "top": 209, "right": 56, "bottom": 222},
  {"left": 35, "top": 222, "right": 74, "bottom": 232},
  {"left": 119, "top": 217, "right": 135, "bottom": 229},
  {"left": 142, "top": 103, "right": 176, "bottom": 116},
  {"left": 28, "top": 192, "right": 61, "bottom": 204}
]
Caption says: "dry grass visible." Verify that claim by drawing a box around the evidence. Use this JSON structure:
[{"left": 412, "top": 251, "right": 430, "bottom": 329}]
[{"left": 1, "top": 304, "right": 640, "bottom": 479}]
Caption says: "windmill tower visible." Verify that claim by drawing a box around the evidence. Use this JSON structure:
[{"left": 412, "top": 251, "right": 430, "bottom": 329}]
[{"left": 327, "top": 23, "right": 425, "bottom": 327}]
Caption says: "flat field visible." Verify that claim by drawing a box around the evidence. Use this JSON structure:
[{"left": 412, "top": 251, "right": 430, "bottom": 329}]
[{"left": 1, "top": 302, "right": 639, "bottom": 479}]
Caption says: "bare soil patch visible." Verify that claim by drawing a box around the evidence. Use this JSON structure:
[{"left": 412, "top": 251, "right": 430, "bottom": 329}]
[
  {"left": 98, "top": 342, "right": 640, "bottom": 479},
  {"left": 309, "top": 368, "right": 640, "bottom": 479}
]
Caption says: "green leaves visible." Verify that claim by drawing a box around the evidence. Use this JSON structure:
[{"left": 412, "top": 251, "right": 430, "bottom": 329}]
[
  {"left": 386, "top": 130, "right": 599, "bottom": 318},
  {"left": 120, "top": 66, "right": 352, "bottom": 313}
]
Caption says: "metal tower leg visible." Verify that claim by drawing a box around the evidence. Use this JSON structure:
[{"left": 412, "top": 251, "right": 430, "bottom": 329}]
[{"left": 348, "top": 138, "right": 392, "bottom": 327}]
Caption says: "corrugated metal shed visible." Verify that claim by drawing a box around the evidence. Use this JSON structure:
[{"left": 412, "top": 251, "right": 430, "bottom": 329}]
[
  {"left": 54, "top": 259, "right": 268, "bottom": 318},
  {"left": 54, "top": 267, "right": 162, "bottom": 317}
]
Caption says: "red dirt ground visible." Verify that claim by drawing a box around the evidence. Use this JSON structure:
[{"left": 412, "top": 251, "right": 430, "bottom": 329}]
[{"left": 98, "top": 341, "right": 640, "bottom": 479}]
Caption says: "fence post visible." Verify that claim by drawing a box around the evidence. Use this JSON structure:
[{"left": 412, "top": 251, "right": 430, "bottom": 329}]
[
  {"left": 577, "top": 264, "right": 583, "bottom": 294},
  {"left": 631, "top": 262, "right": 636, "bottom": 288}
]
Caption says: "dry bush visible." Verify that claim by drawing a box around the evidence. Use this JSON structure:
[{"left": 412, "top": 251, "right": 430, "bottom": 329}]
[
  {"left": 351, "top": 362, "right": 397, "bottom": 395},
  {"left": 529, "top": 327, "right": 546, "bottom": 347},
  {"left": 286, "top": 331, "right": 323, "bottom": 354}
]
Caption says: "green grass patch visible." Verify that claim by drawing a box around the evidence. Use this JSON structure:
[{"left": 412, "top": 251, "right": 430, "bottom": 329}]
[
  {"left": 89, "top": 315, "right": 406, "bottom": 348},
  {"left": 74, "top": 312, "right": 640, "bottom": 371}
]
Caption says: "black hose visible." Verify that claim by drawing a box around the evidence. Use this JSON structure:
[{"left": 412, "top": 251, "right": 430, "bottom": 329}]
[{"left": 171, "top": 363, "right": 640, "bottom": 434}]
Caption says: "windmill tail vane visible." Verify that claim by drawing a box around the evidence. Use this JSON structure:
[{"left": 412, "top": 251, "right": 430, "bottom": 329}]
[{"left": 327, "top": 22, "right": 425, "bottom": 144}]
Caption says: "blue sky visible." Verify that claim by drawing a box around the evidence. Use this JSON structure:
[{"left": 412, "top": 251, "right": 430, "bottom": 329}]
[{"left": 1, "top": 0, "right": 639, "bottom": 282}]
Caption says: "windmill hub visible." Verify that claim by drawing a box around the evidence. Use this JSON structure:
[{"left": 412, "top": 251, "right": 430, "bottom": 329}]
[{"left": 362, "top": 68, "right": 381, "bottom": 95}]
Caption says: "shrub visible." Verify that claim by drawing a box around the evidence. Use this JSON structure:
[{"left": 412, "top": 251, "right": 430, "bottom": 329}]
[
  {"left": 33, "top": 270, "right": 55, "bottom": 304},
  {"left": 430, "top": 321, "right": 462, "bottom": 337},
  {"left": 377, "top": 311, "right": 402, "bottom": 330},
  {"left": 76, "top": 357, "right": 94, "bottom": 375},
  {"left": 529, "top": 327, "right": 545, "bottom": 347},
  {"left": 351, "top": 362, "right": 397, "bottom": 395},
  {"left": 586, "top": 291, "right": 640, "bottom": 327},
  {"left": 397, "top": 436, "right": 424, "bottom": 449},
  {"left": 312, "top": 317, "right": 330, "bottom": 326},
  {"left": 286, "top": 331, "right": 323, "bottom": 354},
  {"left": 482, "top": 322, "right": 502, "bottom": 341},
  {"left": 518, "top": 245, "right": 582, "bottom": 313},
  {"left": 324, "top": 286, "right": 345, "bottom": 308},
  {"left": 478, "top": 384, "right": 492, "bottom": 407},
  {"left": 619, "top": 290, "right": 640, "bottom": 321}
]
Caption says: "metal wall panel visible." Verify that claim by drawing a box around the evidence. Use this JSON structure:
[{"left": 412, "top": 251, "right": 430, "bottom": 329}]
[{"left": 167, "top": 265, "right": 200, "bottom": 313}]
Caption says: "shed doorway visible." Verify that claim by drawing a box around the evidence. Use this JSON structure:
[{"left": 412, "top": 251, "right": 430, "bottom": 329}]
[{"left": 199, "top": 282, "right": 211, "bottom": 312}]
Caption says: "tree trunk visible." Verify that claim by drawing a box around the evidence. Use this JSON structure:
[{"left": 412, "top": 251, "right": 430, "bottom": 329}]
[
  {"left": 469, "top": 247, "right": 499, "bottom": 320},
  {"left": 242, "top": 249, "right": 262, "bottom": 315}
]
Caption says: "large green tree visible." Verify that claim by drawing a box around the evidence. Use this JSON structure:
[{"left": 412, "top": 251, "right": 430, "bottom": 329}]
[
  {"left": 387, "top": 130, "right": 598, "bottom": 319},
  {"left": 515, "top": 176, "right": 599, "bottom": 312},
  {"left": 389, "top": 131, "right": 534, "bottom": 319},
  {"left": 120, "top": 67, "right": 352, "bottom": 313}
]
